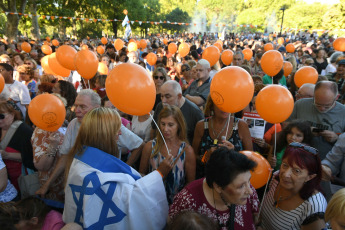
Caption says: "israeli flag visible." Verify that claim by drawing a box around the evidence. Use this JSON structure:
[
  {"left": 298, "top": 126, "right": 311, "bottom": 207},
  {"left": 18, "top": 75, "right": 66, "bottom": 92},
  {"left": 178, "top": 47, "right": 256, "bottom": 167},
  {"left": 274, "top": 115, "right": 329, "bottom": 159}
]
[
  {"left": 125, "top": 23, "right": 132, "bottom": 40},
  {"left": 122, "top": 15, "right": 129, "bottom": 27},
  {"left": 63, "top": 146, "right": 169, "bottom": 230}
]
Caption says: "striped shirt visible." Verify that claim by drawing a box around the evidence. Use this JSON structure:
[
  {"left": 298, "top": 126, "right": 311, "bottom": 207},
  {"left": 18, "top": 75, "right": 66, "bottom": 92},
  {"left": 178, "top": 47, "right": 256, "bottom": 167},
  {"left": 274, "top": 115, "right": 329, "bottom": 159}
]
[{"left": 261, "top": 173, "right": 327, "bottom": 230}]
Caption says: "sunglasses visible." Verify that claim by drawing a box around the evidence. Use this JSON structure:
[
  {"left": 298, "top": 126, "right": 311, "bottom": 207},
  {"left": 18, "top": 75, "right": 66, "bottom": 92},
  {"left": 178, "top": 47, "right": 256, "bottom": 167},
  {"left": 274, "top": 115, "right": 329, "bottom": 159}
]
[
  {"left": 0, "top": 114, "right": 6, "bottom": 119},
  {"left": 154, "top": 76, "right": 165, "bottom": 80},
  {"left": 289, "top": 142, "right": 318, "bottom": 155}
]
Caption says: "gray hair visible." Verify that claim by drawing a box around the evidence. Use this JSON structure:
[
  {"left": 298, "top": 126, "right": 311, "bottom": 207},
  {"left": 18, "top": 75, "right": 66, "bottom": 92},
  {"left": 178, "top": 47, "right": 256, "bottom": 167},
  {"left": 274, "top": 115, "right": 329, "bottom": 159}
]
[
  {"left": 234, "top": 51, "right": 244, "bottom": 60},
  {"left": 78, "top": 89, "right": 101, "bottom": 106},
  {"left": 197, "top": 59, "right": 210, "bottom": 69},
  {"left": 163, "top": 80, "right": 182, "bottom": 95},
  {"left": 315, "top": 81, "right": 338, "bottom": 96},
  {"left": 330, "top": 51, "right": 344, "bottom": 64}
]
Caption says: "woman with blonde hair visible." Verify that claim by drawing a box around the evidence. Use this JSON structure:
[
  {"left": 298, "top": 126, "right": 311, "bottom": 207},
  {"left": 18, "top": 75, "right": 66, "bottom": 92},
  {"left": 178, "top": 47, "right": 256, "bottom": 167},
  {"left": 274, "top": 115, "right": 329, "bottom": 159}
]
[
  {"left": 140, "top": 105, "right": 196, "bottom": 204},
  {"left": 325, "top": 188, "right": 345, "bottom": 230},
  {"left": 63, "top": 107, "right": 171, "bottom": 229}
]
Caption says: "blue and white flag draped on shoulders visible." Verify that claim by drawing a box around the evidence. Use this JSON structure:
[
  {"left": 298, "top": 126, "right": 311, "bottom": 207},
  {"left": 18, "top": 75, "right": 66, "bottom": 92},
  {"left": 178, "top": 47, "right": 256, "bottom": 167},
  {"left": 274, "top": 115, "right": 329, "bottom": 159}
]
[{"left": 63, "top": 146, "right": 169, "bottom": 230}]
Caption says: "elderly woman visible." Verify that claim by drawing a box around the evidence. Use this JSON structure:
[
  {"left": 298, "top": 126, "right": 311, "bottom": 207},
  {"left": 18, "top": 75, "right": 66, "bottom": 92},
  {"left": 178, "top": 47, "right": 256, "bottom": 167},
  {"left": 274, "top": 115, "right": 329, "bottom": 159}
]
[
  {"left": 0, "top": 101, "right": 34, "bottom": 191},
  {"left": 193, "top": 95, "right": 253, "bottom": 178},
  {"left": 63, "top": 107, "right": 172, "bottom": 229},
  {"left": 153, "top": 67, "right": 169, "bottom": 110},
  {"left": 169, "top": 147, "right": 260, "bottom": 230},
  {"left": 260, "top": 142, "right": 327, "bottom": 230}
]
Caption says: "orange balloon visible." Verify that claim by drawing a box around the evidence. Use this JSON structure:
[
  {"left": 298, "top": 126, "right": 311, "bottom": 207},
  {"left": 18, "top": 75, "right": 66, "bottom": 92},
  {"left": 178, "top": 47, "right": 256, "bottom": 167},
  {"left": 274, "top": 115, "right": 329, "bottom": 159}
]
[
  {"left": 140, "top": 39, "right": 147, "bottom": 49},
  {"left": 178, "top": 43, "right": 190, "bottom": 58},
  {"left": 214, "top": 42, "right": 222, "bottom": 52},
  {"left": 202, "top": 46, "right": 220, "bottom": 67},
  {"left": 74, "top": 49, "right": 99, "bottom": 80},
  {"left": 48, "top": 53, "right": 71, "bottom": 77},
  {"left": 97, "top": 45, "right": 105, "bottom": 55},
  {"left": 216, "top": 40, "right": 223, "bottom": 46},
  {"left": 163, "top": 38, "right": 168, "bottom": 45},
  {"left": 123, "top": 9, "right": 128, "bottom": 15},
  {"left": 56, "top": 45, "right": 77, "bottom": 70},
  {"left": 105, "top": 63, "right": 156, "bottom": 116},
  {"left": 101, "top": 37, "right": 107, "bottom": 45},
  {"left": 294, "top": 66, "right": 318, "bottom": 88},
  {"left": 98, "top": 62, "right": 108, "bottom": 75},
  {"left": 260, "top": 50, "right": 284, "bottom": 76},
  {"left": 333, "top": 37, "right": 345, "bottom": 51},
  {"left": 41, "top": 55, "right": 55, "bottom": 75},
  {"left": 240, "top": 151, "right": 272, "bottom": 189},
  {"left": 41, "top": 44, "right": 52, "bottom": 55},
  {"left": 256, "top": 85, "right": 294, "bottom": 124},
  {"left": 128, "top": 42, "right": 138, "bottom": 52},
  {"left": 46, "top": 37, "right": 51, "bottom": 42},
  {"left": 264, "top": 43, "right": 273, "bottom": 52},
  {"left": 28, "top": 94, "right": 66, "bottom": 132},
  {"left": 52, "top": 39, "right": 59, "bottom": 46},
  {"left": 114, "top": 39, "right": 124, "bottom": 51},
  {"left": 82, "top": 45, "right": 88, "bottom": 50},
  {"left": 210, "top": 66, "right": 254, "bottom": 113},
  {"left": 146, "top": 53, "right": 157, "bottom": 66},
  {"left": 283, "top": 61, "right": 293, "bottom": 77},
  {"left": 0, "top": 75, "right": 5, "bottom": 94},
  {"left": 242, "top": 48, "right": 253, "bottom": 61},
  {"left": 221, "top": 50, "right": 233, "bottom": 66},
  {"left": 278, "top": 37, "right": 284, "bottom": 45},
  {"left": 286, "top": 43, "right": 295, "bottom": 53},
  {"left": 129, "top": 39, "right": 135, "bottom": 44},
  {"left": 168, "top": 43, "right": 177, "bottom": 54},
  {"left": 21, "top": 42, "right": 31, "bottom": 53}
]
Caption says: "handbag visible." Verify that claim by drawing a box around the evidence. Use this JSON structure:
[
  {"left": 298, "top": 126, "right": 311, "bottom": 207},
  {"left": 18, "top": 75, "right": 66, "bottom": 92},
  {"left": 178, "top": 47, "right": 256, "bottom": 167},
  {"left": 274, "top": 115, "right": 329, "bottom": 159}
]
[{"left": 18, "top": 172, "right": 40, "bottom": 199}]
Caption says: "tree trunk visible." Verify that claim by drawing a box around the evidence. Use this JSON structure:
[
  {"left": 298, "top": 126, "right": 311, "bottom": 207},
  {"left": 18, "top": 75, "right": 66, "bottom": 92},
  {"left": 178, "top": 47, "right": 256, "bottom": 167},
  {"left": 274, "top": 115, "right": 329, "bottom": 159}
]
[
  {"left": 112, "top": 21, "right": 118, "bottom": 38},
  {"left": 6, "top": 14, "right": 20, "bottom": 41},
  {"left": 30, "top": 0, "right": 40, "bottom": 40}
]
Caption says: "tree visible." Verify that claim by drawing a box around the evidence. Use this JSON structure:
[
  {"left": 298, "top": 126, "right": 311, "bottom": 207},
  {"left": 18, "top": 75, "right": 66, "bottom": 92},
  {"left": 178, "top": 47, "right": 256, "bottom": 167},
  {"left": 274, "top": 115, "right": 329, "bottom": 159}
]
[
  {"left": 0, "top": 0, "right": 28, "bottom": 41},
  {"left": 162, "top": 7, "right": 190, "bottom": 33}
]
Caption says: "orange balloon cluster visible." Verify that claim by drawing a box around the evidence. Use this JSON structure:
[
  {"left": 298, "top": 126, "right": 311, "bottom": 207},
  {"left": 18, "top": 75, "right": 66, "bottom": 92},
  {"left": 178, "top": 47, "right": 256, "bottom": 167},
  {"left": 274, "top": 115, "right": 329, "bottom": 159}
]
[
  {"left": 256, "top": 85, "right": 294, "bottom": 124},
  {"left": 74, "top": 50, "right": 99, "bottom": 80},
  {"left": 98, "top": 62, "right": 108, "bottom": 75},
  {"left": 41, "top": 45, "right": 52, "bottom": 55},
  {"left": 48, "top": 53, "right": 71, "bottom": 77},
  {"left": 114, "top": 39, "right": 124, "bottom": 51},
  {"left": 283, "top": 61, "right": 293, "bottom": 77},
  {"left": 202, "top": 46, "right": 220, "bottom": 67},
  {"left": 56, "top": 45, "right": 77, "bottom": 71},
  {"left": 264, "top": 43, "right": 274, "bottom": 52},
  {"left": 221, "top": 50, "right": 233, "bottom": 66},
  {"left": 260, "top": 50, "right": 284, "bottom": 76},
  {"left": 28, "top": 94, "right": 66, "bottom": 132},
  {"left": 242, "top": 48, "right": 253, "bottom": 61},
  {"left": 21, "top": 42, "right": 31, "bottom": 53},
  {"left": 240, "top": 151, "right": 272, "bottom": 189},
  {"left": 105, "top": 63, "right": 156, "bottom": 116},
  {"left": 210, "top": 66, "right": 254, "bottom": 113},
  {"left": 168, "top": 43, "right": 177, "bottom": 54},
  {"left": 41, "top": 55, "right": 54, "bottom": 75},
  {"left": 178, "top": 43, "right": 190, "bottom": 58},
  {"left": 97, "top": 45, "right": 105, "bottom": 55},
  {"left": 294, "top": 66, "right": 318, "bottom": 88},
  {"left": 101, "top": 37, "right": 107, "bottom": 45},
  {"left": 146, "top": 53, "right": 157, "bottom": 66},
  {"left": 286, "top": 43, "right": 295, "bottom": 53},
  {"left": 333, "top": 37, "right": 345, "bottom": 51}
]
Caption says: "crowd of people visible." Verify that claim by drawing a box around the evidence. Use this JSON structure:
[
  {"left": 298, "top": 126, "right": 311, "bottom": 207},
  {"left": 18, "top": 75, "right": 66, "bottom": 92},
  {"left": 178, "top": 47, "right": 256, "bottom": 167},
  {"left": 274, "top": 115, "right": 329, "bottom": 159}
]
[{"left": 0, "top": 30, "right": 344, "bottom": 229}]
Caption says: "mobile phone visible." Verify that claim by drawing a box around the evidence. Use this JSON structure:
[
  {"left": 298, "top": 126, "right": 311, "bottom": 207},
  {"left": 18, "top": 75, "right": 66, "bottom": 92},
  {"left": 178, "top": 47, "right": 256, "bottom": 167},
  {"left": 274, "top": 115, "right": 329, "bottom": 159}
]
[{"left": 312, "top": 128, "right": 324, "bottom": 133}]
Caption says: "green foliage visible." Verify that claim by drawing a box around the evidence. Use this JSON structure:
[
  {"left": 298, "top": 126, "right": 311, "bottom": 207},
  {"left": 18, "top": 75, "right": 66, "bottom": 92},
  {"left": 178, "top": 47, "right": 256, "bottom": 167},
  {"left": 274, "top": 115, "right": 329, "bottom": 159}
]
[{"left": 162, "top": 7, "right": 190, "bottom": 33}]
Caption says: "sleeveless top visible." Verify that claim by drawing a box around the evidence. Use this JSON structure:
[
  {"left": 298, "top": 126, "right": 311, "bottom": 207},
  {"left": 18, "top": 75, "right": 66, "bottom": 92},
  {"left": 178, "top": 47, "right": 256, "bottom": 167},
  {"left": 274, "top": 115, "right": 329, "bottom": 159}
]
[
  {"left": 149, "top": 139, "right": 186, "bottom": 204},
  {"left": 200, "top": 117, "right": 243, "bottom": 157}
]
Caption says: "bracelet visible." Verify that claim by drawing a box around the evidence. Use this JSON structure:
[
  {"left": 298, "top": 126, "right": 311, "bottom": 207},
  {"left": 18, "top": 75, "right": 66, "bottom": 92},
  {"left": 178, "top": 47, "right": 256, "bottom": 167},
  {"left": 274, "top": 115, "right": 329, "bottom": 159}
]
[{"left": 156, "top": 169, "right": 164, "bottom": 178}]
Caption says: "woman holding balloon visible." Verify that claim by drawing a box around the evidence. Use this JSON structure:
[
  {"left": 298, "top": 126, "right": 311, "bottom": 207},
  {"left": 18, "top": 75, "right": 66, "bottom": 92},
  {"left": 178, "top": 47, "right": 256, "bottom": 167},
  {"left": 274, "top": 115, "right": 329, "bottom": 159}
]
[{"left": 260, "top": 142, "right": 327, "bottom": 230}]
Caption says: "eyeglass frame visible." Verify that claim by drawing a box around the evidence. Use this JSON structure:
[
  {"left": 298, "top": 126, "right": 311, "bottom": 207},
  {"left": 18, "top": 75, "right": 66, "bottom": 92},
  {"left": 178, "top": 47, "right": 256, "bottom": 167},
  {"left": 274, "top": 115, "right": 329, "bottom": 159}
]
[{"left": 313, "top": 97, "right": 336, "bottom": 111}]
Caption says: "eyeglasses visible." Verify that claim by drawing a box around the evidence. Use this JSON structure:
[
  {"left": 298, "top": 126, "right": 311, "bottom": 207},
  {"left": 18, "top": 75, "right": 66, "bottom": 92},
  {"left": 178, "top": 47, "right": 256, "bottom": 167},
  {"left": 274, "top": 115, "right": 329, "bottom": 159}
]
[
  {"left": 0, "top": 114, "right": 6, "bottom": 119},
  {"left": 181, "top": 68, "right": 189, "bottom": 72},
  {"left": 313, "top": 98, "right": 336, "bottom": 111},
  {"left": 289, "top": 142, "right": 318, "bottom": 155},
  {"left": 154, "top": 76, "right": 165, "bottom": 80}
]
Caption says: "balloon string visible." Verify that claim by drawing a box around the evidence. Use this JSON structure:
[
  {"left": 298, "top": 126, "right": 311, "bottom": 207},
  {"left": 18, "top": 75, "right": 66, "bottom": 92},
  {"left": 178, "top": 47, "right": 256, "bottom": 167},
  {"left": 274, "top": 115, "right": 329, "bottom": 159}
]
[
  {"left": 149, "top": 113, "right": 170, "bottom": 156},
  {"left": 224, "top": 113, "right": 231, "bottom": 139},
  {"left": 258, "top": 168, "right": 273, "bottom": 217},
  {"left": 274, "top": 124, "right": 277, "bottom": 158}
]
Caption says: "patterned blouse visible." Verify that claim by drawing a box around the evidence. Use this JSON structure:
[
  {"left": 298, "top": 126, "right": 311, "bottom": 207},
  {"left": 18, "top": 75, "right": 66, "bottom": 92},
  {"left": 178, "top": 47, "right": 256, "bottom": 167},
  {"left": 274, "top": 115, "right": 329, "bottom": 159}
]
[
  {"left": 31, "top": 127, "right": 65, "bottom": 202},
  {"left": 149, "top": 139, "right": 186, "bottom": 204},
  {"left": 169, "top": 178, "right": 260, "bottom": 230}
]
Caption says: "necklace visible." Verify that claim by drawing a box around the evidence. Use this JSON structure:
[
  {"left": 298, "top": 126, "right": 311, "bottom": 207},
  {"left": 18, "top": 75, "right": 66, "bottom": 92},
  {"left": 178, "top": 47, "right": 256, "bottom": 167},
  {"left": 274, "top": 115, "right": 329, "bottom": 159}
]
[
  {"left": 213, "top": 189, "right": 230, "bottom": 229},
  {"left": 273, "top": 184, "right": 295, "bottom": 208},
  {"left": 210, "top": 116, "right": 230, "bottom": 145}
]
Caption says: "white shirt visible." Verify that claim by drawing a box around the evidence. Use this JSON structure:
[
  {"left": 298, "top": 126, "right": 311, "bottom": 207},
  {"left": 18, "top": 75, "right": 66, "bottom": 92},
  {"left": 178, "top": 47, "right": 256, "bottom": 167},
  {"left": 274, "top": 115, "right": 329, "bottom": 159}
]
[{"left": 6, "top": 81, "right": 31, "bottom": 118}]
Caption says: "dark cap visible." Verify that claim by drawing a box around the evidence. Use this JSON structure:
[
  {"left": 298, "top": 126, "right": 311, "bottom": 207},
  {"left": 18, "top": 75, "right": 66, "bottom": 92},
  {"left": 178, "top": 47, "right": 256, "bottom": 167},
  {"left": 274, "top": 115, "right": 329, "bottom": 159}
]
[{"left": 338, "top": 59, "right": 345, "bottom": 65}]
